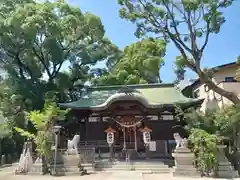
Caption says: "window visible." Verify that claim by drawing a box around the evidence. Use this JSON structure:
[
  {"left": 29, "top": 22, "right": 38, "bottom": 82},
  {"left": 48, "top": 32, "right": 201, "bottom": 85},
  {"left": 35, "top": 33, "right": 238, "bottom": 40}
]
[
  {"left": 160, "top": 111, "right": 173, "bottom": 121},
  {"left": 162, "top": 115, "right": 174, "bottom": 120},
  {"left": 88, "top": 117, "right": 100, "bottom": 122},
  {"left": 225, "top": 77, "right": 235, "bottom": 82},
  {"left": 204, "top": 85, "right": 209, "bottom": 92},
  {"left": 193, "top": 89, "right": 200, "bottom": 98},
  {"left": 102, "top": 117, "right": 111, "bottom": 122},
  {"left": 147, "top": 115, "right": 158, "bottom": 121}
]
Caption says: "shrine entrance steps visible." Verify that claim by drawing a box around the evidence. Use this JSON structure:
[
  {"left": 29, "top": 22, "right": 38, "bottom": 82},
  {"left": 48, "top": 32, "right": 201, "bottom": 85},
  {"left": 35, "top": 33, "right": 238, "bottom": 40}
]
[{"left": 95, "top": 159, "right": 173, "bottom": 173}]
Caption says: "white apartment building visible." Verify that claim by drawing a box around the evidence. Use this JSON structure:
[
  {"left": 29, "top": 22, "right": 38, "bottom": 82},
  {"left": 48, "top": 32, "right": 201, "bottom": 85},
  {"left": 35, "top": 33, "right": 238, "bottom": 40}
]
[{"left": 182, "top": 62, "right": 240, "bottom": 112}]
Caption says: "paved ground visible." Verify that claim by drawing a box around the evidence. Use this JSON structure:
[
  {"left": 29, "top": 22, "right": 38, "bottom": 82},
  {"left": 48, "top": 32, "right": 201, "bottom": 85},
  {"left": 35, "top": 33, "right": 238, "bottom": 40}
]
[
  {"left": 1, "top": 172, "right": 240, "bottom": 180},
  {"left": 0, "top": 166, "right": 239, "bottom": 180}
]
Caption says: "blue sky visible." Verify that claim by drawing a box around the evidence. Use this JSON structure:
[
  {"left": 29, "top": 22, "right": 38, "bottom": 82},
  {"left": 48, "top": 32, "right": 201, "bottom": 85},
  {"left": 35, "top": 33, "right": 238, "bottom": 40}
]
[{"left": 69, "top": 0, "right": 240, "bottom": 83}]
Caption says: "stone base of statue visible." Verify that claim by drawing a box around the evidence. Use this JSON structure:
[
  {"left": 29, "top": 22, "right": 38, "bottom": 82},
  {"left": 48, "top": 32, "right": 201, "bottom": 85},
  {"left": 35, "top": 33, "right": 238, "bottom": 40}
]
[
  {"left": 28, "top": 157, "right": 48, "bottom": 175},
  {"left": 216, "top": 145, "right": 238, "bottom": 178},
  {"left": 50, "top": 151, "right": 66, "bottom": 176},
  {"left": 172, "top": 147, "right": 200, "bottom": 177},
  {"left": 62, "top": 150, "right": 82, "bottom": 175},
  {"left": 51, "top": 149, "right": 95, "bottom": 176}
]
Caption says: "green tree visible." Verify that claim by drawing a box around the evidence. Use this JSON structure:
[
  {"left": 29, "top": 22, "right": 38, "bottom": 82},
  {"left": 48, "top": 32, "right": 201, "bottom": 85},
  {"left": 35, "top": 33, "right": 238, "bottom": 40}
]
[
  {"left": 174, "top": 68, "right": 186, "bottom": 84},
  {"left": 213, "top": 105, "right": 240, "bottom": 149},
  {"left": 0, "top": 77, "right": 27, "bottom": 155},
  {"left": 117, "top": 0, "right": 240, "bottom": 104},
  {"left": 177, "top": 105, "right": 240, "bottom": 175},
  {"left": 15, "top": 101, "right": 69, "bottom": 160},
  {"left": 189, "top": 128, "right": 219, "bottom": 176},
  {"left": 0, "top": 112, "right": 11, "bottom": 161},
  {"left": 94, "top": 38, "right": 166, "bottom": 85},
  {"left": 0, "top": 0, "right": 117, "bottom": 109}
]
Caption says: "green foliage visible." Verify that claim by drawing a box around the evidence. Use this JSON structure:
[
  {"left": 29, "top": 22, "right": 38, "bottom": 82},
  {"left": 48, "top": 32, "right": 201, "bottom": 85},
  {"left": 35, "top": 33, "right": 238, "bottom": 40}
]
[
  {"left": 14, "top": 127, "right": 34, "bottom": 140},
  {"left": 176, "top": 104, "right": 240, "bottom": 175},
  {"left": 185, "top": 105, "right": 240, "bottom": 139},
  {"left": 0, "top": 112, "right": 11, "bottom": 139},
  {"left": 174, "top": 68, "right": 186, "bottom": 84},
  {"left": 178, "top": 104, "right": 240, "bottom": 139},
  {"left": 14, "top": 101, "right": 69, "bottom": 158},
  {"left": 118, "top": 0, "right": 232, "bottom": 50},
  {"left": 0, "top": 0, "right": 121, "bottom": 154},
  {"left": 27, "top": 101, "right": 69, "bottom": 130},
  {"left": 0, "top": 78, "right": 27, "bottom": 154},
  {"left": 0, "top": 0, "right": 118, "bottom": 109},
  {"left": 184, "top": 109, "right": 217, "bottom": 134},
  {"left": 117, "top": 0, "right": 240, "bottom": 104},
  {"left": 189, "top": 128, "right": 219, "bottom": 175},
  {"left": 0, "top": 78, "right": 27, "bottom": 136},
  {"left": 94, "top": 38, "right": 166, "bottom": 85},
  {"left": 175, "top": 105, "right": 238, "bottom": 175}
]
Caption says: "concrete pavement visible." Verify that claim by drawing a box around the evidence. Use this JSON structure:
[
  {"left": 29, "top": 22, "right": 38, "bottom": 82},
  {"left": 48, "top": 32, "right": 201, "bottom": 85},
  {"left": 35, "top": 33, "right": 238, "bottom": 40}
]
[
  {"left": 1, "top": 172, "right": 240, "bottom": 180},
  {"left": 0, "top": 166, "right": 239, "bottom": 180}
]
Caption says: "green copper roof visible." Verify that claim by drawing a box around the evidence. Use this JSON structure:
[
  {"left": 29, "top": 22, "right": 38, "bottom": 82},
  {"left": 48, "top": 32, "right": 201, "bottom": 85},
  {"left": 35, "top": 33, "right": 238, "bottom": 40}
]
[{"left": 59, "top": 83, "right": 201, "bottom": 110}]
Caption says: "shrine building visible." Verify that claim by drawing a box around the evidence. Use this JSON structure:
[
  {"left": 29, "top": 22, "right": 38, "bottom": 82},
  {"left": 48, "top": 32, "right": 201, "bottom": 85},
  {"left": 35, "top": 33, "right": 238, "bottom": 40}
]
[{"left": 59, "top": 83, "right": 202, "bottom": 158}]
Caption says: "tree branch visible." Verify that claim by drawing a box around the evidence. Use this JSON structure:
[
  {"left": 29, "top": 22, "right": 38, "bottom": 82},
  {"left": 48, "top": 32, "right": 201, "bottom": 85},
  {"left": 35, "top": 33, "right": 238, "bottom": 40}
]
[
  {"left": 7, "top": 50, "right": 33, "bottom": 79},
  {"left": 162, "top": 0, "right": 193, "bottom": 53},
  {"left": 200, "top": 21, "right": 210, "bottom": 54},
  {"left": 32, "top": 42, "right": 52, "bottom": 79}
]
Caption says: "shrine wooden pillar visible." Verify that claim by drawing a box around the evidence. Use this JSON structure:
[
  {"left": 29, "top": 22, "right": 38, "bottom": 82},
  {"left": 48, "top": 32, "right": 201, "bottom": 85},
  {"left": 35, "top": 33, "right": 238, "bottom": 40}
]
[
  {"left": 123, "top": 128, "right": 126, "bottom": 150},
  {"left": 134, "top": 126, "right": 137, "bottom": 151},
  {"left": 85, "top": 116, "right": 89, "bottom": 141}
]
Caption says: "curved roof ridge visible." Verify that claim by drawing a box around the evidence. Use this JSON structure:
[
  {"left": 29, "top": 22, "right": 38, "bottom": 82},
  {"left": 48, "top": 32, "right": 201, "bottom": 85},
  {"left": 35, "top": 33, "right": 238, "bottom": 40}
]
[
  {"left": 96, "top": 92, "right": 151, "bottom": 109},
  {"left": 59, "top": 83, "right": 202, "bottom": 110},
  {"left": 88, "top": 83, "right": 175, "bottom": 91}
]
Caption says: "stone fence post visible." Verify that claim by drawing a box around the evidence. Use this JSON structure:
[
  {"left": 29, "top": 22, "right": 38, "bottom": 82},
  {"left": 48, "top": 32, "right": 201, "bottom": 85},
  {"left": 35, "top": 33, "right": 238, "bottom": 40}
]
[{"left": 216, "top": 145, "right": 238, "bottom": 178}]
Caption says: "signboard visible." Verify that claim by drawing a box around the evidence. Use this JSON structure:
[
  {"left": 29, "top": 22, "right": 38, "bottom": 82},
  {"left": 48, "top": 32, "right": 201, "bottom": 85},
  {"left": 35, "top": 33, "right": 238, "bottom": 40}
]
[{"left": 149, "top": 141, "right": 156, "bottom": 151}]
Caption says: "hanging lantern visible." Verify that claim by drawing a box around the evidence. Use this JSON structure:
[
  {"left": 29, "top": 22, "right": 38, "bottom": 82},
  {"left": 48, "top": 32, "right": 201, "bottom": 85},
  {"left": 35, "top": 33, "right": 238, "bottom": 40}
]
[
  {"left": 140, "top": 126, "right": 152, "bottom": 145},
  {"left": 107, "top": 132, "right": 114, "bottom": 144},
  {"left": 104, "top": 127, "right": 116, "bottom": 146},
  {"left": 143, "top": 131, "right": 151, "bottom": 144}
]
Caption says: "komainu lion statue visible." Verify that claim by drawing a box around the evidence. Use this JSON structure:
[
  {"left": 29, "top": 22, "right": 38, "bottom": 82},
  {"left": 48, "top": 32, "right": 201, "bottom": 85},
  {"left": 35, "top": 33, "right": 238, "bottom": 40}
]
[
  {"left": 173, "top": 132, "right": 188, "bottom": 148},
  {"left": 67, "top": 134, "right": 80, "bottom": 150}
]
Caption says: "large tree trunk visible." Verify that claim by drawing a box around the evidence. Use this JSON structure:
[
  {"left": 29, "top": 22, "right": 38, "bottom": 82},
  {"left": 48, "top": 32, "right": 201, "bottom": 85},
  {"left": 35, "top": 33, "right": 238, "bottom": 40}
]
[{"left": 198, "top": 70, "right": 240, "bottom": 104}]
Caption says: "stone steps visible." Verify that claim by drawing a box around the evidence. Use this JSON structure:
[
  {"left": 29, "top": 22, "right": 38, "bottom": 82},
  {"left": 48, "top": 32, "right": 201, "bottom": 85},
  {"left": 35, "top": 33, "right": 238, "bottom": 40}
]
[
  {"left": 105, "top": 169, "right": 170, "bottom": 173},
  {"left": 99, "top": 161, "right": 171, "bottom": 173},
  {"left": 50, "top": 163, "right": 95, "bottom": 176}
]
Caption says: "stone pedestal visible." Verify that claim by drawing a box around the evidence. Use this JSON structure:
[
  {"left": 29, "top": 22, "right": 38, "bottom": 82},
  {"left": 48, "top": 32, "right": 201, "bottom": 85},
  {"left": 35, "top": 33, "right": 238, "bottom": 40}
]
[
  {"left": 29, "top": 157, "right": 48, "bottom": 175},
  {"left": 1, "top": 155, "right": 5, "bottom": 166},
  {"left": 48, "top": 148, "right": 96, "bottom": 176},
  {"left": 172, "top": 147, "right": 200, "bottom": 177},
  {"left": 51, "top": 151, "right": 66, "bottom": 176},
  {"left": 216, "top": 145, "right": 238, "bottom": 178},
  {"left": 145, "top": 146, "right": 151, "bottom": 159}
]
